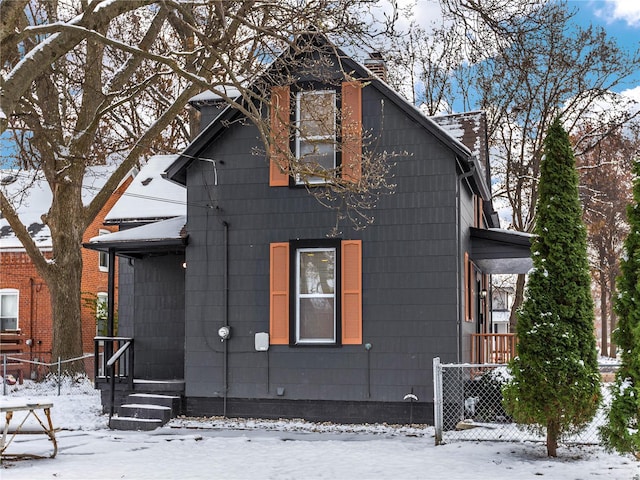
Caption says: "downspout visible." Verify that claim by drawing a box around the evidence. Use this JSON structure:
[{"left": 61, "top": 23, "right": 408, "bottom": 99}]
[
  {"left": 29, "top": 278, "right": 35, "bottom": 374},
  {"left": 222, "top": 220, "right": 229, "bottom": 417},
  {"left": 456, "top": 159, "right": 475, "bottom": 363}
]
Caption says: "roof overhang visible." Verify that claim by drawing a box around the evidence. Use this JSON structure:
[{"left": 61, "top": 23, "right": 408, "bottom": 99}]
[
  {"left": 83, "top": 216, "right": 187, "bottom": 259},
  {"left": 470, "top": 227, "right": 533, "bottom": 274}
]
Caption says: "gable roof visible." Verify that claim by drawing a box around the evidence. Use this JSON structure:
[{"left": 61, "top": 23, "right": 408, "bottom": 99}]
[
  {"left": 104, "top": 155, "right": 186, "bottom": 225},
  {"left": 0, "top": 165, "right": 119, "bottom": 251},
  {"left": 165, "top": 34, "right": 490, "bottom": 200},
  {"left": 430, "top": 111, "right": 490, "bottom": 188}
]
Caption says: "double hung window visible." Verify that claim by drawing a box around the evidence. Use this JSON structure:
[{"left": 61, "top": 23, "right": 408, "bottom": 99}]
[
  {"left": 295, "top": 90, "right": 337, "bottom": 184},
  {"left": 0, "top": 289, "right": 19, "bottom": 331},
  {"left": 269, "top": 82, "right": 362, "bottom": 186},
  {"left": 269, "top": 239, "right": 362, "bottom": 346},
  {"left": 295, "top": 245, "right": 337, "bottom": 344}
]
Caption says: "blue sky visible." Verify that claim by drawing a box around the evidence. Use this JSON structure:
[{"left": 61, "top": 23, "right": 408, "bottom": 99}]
[{"left": 568, "top": 0, "right": 640, "bottom": 94}]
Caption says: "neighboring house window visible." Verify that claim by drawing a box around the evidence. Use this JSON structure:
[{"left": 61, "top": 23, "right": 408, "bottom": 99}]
[
  {"left": 0, "top": 289, "right": 19, "bottom": 331},
  {"left": 270, "top": 240, "right": 362, "bottom": 346},
  {"left": 96, "top": 292, "right": 108, "bottom": 336},
  {"left": 98, "top": 229, "right": 109, "bottom": 271},
  {"left": 295, "top": 90, "right": 336, "bottom": 185},
  {"left": 269, "top": 82, "right": 362, "bottom": 186}
]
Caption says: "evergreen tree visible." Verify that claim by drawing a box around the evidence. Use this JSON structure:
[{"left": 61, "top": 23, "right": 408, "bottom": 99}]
[
  {"left": 503, "top": 118, "right": 601, "bottom": 457},
  {"left": 600, "top": 161, "right": 640, "bottom": 458}
]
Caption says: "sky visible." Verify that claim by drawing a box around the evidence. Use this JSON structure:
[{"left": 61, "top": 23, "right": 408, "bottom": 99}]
[
  {"left": 1, "top": 382, "right": 639, "bottom": 480},
  {"left": 568, "top": 0, "right": 640, "bottom": 97}
]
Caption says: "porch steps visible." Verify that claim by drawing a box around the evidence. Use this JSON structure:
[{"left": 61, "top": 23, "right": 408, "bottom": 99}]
[{"left": 109, "top": 389, "right": 183, "bottom": 431}]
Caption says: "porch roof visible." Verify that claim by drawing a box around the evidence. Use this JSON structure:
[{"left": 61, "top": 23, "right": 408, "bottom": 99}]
[
  {"left": 470, "top": 227, "right": 533, "bottom": 274},
  {"left": 83, "top": 215, "right": 187, "bottom": 259}
]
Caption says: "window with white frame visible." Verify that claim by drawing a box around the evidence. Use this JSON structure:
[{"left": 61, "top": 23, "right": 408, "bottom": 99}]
[
  {"left": 96, "top": 292, "right": 108, "bottom": 336},
  {"left": 98, "top": 229, "right": 110, "bottom": 271},
  {"left": 0, "top": 289, "right": 19, "bottom": 331},
  {"left": 295, "top": 243, "right": 338, "bottom": 344},
  {"left": 295, "top": 90, "right": 336, "bottom": 184}
]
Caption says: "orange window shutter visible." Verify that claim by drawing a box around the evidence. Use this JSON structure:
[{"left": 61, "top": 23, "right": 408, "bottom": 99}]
[
  {"left": 270, "top": 242, "right": 290, "bottom": 344},
  {"left": 341, "top": 239, "right": 363, "bottom": 344},
  {"left": 270, "top": 86, "right": 290, "bottom": 187},
  {"left": 341, "top": 82, "right": 362, "bottom": 183}
]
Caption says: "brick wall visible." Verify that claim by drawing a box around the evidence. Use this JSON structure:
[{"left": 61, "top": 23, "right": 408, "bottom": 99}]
[{"left": 0, "top": 175, "right": 132, "bottom": 361}]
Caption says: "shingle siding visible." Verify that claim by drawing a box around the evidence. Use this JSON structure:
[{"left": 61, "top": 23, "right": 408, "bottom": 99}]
[{"left": 182, "top": 82, "right": 463, "bottom": 408}]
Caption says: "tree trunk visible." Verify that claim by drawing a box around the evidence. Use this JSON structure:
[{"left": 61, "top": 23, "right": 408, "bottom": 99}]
[
  {"left": 609, "top": 270, "right": 618, "bottom": 358},
  {"left": 40, "top": 178, "right": 86, "bottom": 376},
  {"left": 600, "top": 255, "right": 608, "bottom": 357},
  {"left": 509, "top": 274, "right": 526, "bottom": 332},
  {"left": 546, "top": 419, "right": 559, "bottom": 457}
]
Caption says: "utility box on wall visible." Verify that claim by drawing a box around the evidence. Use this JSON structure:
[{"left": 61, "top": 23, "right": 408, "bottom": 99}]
[{"left": 255, "top": 332, "right": 269, "bottom": 351}]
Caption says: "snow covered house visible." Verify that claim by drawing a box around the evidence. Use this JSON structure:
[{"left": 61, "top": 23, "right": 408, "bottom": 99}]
[{"left": 86, "top": 35, "right": 532, "bottom": 426}]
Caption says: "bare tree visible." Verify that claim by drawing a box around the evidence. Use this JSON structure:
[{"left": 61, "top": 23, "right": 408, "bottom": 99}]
[
  {"left": 575, "top": 125, "right": 640, "bottom": 357},
  {"left": 428, "top": 0, "right": 640, "bottom": 327},
  {"left": 0, "top": 0, "right": 396, "bottom": 371}
]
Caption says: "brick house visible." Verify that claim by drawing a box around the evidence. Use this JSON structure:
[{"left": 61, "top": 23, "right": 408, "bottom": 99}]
[{"left": 0, "top": 167, "right": 131, "bottom": 381}]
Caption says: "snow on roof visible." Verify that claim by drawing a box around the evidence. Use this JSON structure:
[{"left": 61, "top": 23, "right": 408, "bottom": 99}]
[
  {"left": 488, "top": 228, "right": 534, "bottom": 239},
  {"left": 104, "top": 155, "right": 186, "bottom": 224},
  {"left": 0, "top": 165, "right": 117, "bottom": 251},
  {"left": 189, "top": 86, "right": 241, "bottom": 104},
  {"left": 89, "top": 215, "right": 186, "bottom": 244},
  {"left": 430, "top": 111, "right": 487, "bottom": 177}
]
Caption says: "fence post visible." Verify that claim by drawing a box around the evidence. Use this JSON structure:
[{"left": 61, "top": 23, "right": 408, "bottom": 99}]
[
  {"left": 433, "top": 357, "right": 443, "bottom": 445},
  {"left": 57, "top": 357, "right": 62, "bottom": 396}
]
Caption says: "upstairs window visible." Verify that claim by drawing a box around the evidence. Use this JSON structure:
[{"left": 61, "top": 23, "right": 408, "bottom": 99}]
[
  {"left": 269, "top": 82, "right": 362, "bottom": 187},
  {"left": 0, "top": 289, "right": 19, "bottom": 331},
  {"left": 295, "top": 90, "right": 337, "bottom": 185},
  {"left": 98, "top": 229, "right": 110, "bottom": 272}
]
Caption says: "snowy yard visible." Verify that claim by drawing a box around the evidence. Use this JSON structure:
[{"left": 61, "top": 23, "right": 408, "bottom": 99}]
[{"left": 1, "top": 384, "right": 638, "bottom": 480}]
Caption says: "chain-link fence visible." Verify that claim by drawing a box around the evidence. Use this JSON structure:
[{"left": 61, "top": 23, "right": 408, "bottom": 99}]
[
  {"left": 433, "top": 357, "right": 619, "bottom": 446},
  {"left": 1, "top": 352, "right": 96, "bottom": 396}
]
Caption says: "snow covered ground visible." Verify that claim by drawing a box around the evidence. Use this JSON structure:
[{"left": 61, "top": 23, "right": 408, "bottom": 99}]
[{"left": 1, "top": 383, "right": 638, "bottom": 480}]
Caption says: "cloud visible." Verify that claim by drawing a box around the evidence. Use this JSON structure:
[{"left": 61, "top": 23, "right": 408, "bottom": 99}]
[
  {"left": 621, "top": 85, "right": 640, "bottom": 103},
  {"left": 593, "top": 0, "right": 640, "bottom": 27}
]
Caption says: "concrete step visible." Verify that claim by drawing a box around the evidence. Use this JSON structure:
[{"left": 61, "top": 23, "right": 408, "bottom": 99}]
[
  {"left": 133, "top": 379, "right": 185, "bottom": 393},
  {"left": 119, "top": 403, "right": 172, "bottom": 423},
  {"left": 110, "top": 416, "right": 164, "bottom": 431},
  {"left": 127, "top": 393, "right": 182, "bottom": 415}
]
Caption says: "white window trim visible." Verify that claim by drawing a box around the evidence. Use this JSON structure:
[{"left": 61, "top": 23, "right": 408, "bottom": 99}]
[
  {"left": 98, "top": 229, "right": 110, "bottom": 272},
  {"left": 96, "top": 292, "right": 108, "bottom": 335},
  {"left": 295, "top": 247, "right": 337, "bottom": 344},
  {"left": 0, "top": 288, "right": 19, "bottom": 331},
  {"left": 295, "top": 90, "right": 337, "bottom": 185}
]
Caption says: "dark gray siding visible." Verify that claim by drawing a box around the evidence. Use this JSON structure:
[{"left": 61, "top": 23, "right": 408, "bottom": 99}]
[
  {"left": 182, "top": 81, "right": 466, "bottom": 409},
  {"left": 459, "top": 179, "right": 478, "bottom": 362},
  {"left": 116, "top": 257, "right": 134, "bottom": 338},
  {"left": 133, "top": 254, "right": 185, "bottom": 379}
]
